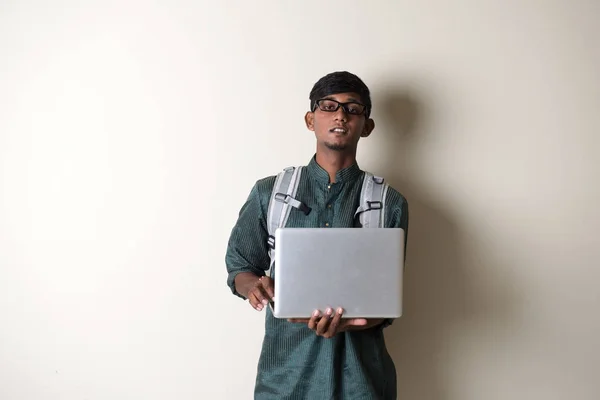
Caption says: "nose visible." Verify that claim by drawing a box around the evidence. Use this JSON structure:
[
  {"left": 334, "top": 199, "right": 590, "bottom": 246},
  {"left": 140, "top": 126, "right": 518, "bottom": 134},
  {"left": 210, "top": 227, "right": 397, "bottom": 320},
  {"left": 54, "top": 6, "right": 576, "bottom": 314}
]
[{"left": 333, "top": 106, "right": 348, "bottom": 121}]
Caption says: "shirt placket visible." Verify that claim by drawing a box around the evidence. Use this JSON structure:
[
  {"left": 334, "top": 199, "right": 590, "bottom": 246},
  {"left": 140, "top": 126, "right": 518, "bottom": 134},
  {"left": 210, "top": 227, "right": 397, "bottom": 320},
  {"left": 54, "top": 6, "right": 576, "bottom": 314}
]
[{"left": 323, "top": 181, "right": 340, "bottom": 228}]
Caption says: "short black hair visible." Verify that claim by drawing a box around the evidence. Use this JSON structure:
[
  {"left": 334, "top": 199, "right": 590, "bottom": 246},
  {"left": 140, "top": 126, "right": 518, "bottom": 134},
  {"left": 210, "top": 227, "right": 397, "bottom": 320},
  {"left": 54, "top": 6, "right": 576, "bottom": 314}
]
[{"left": 309, "top": 71, "right": 372, "bottom": 117}]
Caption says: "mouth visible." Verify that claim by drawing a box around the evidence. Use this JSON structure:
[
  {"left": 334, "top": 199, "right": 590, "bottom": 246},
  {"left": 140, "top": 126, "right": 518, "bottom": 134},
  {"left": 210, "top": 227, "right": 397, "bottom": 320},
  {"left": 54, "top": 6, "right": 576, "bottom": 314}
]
[{"left": 329, "top": 127, "right": 348, "bottom": 134}]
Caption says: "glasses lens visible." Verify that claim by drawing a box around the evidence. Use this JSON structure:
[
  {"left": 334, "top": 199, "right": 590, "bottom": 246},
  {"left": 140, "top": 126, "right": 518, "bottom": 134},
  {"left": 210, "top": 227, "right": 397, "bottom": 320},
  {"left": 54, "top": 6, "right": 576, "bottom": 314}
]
[
  {"left": 318, "top": 99, "right": 340, "bottom": 112},
  {"left": 344, "top": 103, "right": 365, "bottom": 115},
  {"left": 317, "top": 99, "right": 365, "bottom": 115}
]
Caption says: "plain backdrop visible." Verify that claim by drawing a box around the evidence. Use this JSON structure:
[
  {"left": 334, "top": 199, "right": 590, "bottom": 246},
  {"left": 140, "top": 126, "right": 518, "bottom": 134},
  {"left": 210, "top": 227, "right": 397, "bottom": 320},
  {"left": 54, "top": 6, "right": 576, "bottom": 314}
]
[{"left": 1, "top": 1, "right": 599, "bottom": 399}]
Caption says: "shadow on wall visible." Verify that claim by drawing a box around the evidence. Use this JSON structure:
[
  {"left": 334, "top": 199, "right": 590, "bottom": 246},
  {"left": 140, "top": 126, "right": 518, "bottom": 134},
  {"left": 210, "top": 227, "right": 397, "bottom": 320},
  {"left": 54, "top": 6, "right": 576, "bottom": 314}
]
[{"left": 374, "top": 83, "right": 521, "bottom": 400}]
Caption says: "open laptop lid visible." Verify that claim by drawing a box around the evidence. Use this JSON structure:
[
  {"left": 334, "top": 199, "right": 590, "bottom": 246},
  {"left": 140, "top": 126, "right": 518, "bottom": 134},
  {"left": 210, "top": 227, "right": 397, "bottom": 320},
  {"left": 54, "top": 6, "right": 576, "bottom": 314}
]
[{"left": 272, "top": 228, "right": 404, "bottom": 319}]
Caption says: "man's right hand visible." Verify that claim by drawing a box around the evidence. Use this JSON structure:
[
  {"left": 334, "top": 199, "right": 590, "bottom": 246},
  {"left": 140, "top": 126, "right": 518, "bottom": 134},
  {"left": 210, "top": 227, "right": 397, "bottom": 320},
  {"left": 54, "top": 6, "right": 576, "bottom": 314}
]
[
  {"left": 234, "top": 272, "right": 275, "bottom": 311},
  {"left": 247, "top": 276, "right": 275, "bottom": 311}
]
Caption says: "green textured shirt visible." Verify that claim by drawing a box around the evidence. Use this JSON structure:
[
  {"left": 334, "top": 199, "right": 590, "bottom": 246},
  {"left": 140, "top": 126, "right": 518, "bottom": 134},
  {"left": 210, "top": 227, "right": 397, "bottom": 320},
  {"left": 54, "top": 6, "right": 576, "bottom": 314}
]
[{"left": 225, "top": 156, "right": 409, "bottom": 400}]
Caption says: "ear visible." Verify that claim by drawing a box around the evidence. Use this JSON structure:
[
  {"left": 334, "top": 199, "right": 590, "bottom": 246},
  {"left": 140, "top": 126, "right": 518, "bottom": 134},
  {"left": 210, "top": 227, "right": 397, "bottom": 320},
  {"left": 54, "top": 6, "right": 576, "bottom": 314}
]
[
  {"left": 361, "top": 118, "right": 375, "bottom": 137},
  {"left": 305, "top": 111, "right": 315, "bottom": 131}
]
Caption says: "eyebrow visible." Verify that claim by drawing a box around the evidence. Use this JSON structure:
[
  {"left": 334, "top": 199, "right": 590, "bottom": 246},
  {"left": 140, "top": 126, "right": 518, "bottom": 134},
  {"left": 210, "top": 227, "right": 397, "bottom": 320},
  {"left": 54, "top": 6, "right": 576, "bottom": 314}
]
[{"left": 323, "top": 96, "right": 361, "bottom": 103}]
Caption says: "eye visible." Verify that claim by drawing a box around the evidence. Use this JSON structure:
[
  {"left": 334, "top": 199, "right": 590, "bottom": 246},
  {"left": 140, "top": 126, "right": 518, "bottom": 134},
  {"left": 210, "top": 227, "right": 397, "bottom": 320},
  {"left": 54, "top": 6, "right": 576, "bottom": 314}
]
[
  {"left": 319, "top": 100, "right": 338, "bottom": 111},
  {"left": 347, "top": 104, "right": 363, "bottom": 114}
]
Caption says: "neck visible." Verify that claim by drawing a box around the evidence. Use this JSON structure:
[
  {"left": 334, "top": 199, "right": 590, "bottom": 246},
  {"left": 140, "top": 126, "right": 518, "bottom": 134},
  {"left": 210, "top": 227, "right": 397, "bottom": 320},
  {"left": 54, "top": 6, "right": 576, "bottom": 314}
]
[{"left": 315, "top": 148, "right": 357, "bottom": 183}]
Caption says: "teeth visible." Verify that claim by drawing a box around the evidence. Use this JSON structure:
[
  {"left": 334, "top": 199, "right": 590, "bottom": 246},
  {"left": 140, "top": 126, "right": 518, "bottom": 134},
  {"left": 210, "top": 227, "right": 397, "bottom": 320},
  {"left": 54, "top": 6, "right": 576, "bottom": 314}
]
[{"left": 333, "top": 128, "right": 346, "bottom": 133}]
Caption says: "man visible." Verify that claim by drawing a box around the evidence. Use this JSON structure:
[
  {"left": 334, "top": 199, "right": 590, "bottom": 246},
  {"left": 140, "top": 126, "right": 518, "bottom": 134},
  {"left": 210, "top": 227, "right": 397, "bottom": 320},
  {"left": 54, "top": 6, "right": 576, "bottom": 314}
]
[{"left": 225, "top": 71, "right": 409, "bottom": 399}]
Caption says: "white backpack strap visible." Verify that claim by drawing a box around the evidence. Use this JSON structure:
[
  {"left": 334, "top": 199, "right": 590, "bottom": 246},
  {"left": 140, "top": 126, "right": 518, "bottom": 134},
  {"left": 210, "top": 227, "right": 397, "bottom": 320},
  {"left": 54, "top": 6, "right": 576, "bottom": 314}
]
[
  {"left": 355, "top": 172, "right": 389, "bottom": 228},
  {"left": 266, "top": 166, "right": 305, "bottom": 276}
]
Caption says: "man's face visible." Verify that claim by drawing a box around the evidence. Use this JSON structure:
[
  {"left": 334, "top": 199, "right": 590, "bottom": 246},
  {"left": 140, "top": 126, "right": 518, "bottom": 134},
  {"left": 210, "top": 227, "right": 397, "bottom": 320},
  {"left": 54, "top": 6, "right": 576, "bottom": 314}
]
[{"left": 305, "top": 92, "right": 375, "bottom": 152}]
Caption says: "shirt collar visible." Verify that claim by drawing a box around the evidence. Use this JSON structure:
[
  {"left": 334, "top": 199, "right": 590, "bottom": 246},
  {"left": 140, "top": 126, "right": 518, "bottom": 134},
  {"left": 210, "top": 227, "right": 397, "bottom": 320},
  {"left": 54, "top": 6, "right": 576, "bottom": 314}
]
[{"left": 306, "top": 155, "right": 362, "bottom": 184}]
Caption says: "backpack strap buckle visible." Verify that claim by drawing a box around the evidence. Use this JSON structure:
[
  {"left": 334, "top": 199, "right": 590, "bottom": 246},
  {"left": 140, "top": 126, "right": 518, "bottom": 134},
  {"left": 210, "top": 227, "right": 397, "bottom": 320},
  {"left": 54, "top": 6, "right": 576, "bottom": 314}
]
[
  {"left": 367, "top": 201, "right": 382, "bottom": 210},
  {"left": 267, "top": 235, "right": 275, "bottom": 250},
  {"left": 274, "top": 193, "right": 312, "bottom": 215}
]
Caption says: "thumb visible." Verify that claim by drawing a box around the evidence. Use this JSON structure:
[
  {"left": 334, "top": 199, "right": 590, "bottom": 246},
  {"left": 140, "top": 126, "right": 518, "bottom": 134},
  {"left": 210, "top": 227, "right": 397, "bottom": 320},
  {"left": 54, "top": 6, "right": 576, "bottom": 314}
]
[{"left": 346, "top": 318, "right": 368, "bottom": 326}]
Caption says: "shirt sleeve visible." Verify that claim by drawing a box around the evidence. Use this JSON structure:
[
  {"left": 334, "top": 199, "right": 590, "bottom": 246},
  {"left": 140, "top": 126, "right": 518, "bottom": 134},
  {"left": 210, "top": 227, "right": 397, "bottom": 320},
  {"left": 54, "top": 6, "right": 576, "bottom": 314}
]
[
  {"left": 385, "top": 188, "right": 409, "bottom": 250},
  {"left": 381, "top": 188, "right": 409, "bottom": 329},
  {"left": 225, "top": 179, "right": 273, "bottom": 299}
]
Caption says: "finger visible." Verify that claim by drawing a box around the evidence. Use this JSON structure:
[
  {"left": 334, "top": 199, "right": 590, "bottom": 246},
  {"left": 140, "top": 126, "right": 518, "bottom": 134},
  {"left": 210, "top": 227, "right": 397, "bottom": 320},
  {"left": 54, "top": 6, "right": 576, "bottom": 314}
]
[
  {"left": 252, "top": 285, "right": 269, "bottom": 307},
  {"left": 287, "top": 318, "right": 310, "bottom": 323},
  {"left": 256, "top": 278, "right": 273, "bottom": 304},
  {"left": 307, "top": 310, "right": 321, "bottom": 331},
  {"left": 344, "top": 318, "right": 368, "bottom": 327},
  {"left": 247, "top": 291, "right": 263, "bottom": 311},
  {"left": 261, "top": 277, "right": 275, "bottom": 300},
  {"left": 325, "top": 307, "right": 343, "bottom": 337},
  {"left": 316, "top": 308, "right": 334, "bottom": 335}
]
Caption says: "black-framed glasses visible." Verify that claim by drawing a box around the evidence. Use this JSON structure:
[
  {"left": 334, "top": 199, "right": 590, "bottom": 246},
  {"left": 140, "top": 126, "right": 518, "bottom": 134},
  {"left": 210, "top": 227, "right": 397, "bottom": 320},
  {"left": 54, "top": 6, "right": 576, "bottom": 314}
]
[{"left": 313, "top": 99, "right": 368, "bottom": 116}]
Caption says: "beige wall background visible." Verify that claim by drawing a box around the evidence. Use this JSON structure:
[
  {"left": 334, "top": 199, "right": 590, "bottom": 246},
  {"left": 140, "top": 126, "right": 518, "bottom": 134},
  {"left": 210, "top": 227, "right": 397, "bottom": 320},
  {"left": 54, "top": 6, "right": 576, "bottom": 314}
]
[{"left": 1, "top": 1, "right": 598, "bottom": 399}]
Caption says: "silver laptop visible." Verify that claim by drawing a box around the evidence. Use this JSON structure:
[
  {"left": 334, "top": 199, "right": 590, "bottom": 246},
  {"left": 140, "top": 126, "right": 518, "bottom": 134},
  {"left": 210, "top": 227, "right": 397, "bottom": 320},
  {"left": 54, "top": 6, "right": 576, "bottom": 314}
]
[{"left": 272, "top": 227, "right": 404, "bottom": 319}]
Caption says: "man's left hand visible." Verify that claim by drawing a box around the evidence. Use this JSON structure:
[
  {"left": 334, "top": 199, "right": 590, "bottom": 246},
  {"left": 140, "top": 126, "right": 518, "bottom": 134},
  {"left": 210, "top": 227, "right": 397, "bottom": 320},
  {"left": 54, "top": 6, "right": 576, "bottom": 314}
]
[{"left": 288, "top": 308, "right": 383, "bottom": 338}]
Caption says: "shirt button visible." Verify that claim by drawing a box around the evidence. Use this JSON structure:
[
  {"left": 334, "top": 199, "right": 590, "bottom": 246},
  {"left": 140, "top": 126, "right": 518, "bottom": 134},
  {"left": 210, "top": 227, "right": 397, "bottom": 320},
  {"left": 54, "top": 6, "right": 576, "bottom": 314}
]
[
  {"left": 327, "top": 204, "right": 332, "bottom": 209},
  {"left": 325, "top": 222, "right": 330, "bottom": 227},
  {"left": 327, "top": 185, "right": 331, "bottom": 190}
]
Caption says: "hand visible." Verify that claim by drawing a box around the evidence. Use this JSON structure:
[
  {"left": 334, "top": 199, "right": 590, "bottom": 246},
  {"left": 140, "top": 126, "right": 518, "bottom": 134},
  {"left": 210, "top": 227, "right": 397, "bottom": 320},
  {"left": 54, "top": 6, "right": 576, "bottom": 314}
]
[
  {"left": 288, "top": 308, "right": 368, "bottom": 338},
  {"left": 246, "top": 276, "right": 275, "bottom": 311}
]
